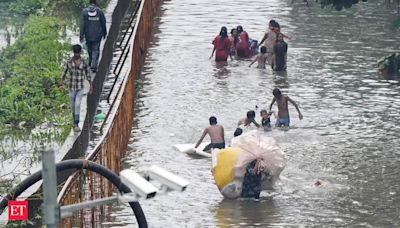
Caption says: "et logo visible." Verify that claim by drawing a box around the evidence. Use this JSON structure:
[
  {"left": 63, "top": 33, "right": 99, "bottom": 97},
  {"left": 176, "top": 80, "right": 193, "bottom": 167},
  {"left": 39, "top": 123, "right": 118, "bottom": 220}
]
[{"left": 8, "top": 200, "right": 28, "bottom": 221}]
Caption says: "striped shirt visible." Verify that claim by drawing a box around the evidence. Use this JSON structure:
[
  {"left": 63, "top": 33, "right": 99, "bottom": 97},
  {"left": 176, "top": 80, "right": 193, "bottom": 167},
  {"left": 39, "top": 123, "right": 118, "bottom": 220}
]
[{"left": 60, "top": 57, "right": 91, "bottom": 91}]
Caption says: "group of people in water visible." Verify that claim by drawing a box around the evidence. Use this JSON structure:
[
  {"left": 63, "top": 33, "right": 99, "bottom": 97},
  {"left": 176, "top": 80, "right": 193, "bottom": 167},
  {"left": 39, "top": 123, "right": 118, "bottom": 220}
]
[
  {"left": 210, "top": 19, "right": 288, "bottom": 71},
  {"left": 195, "top": 88, "right": 303, "bottom": 152},
  {"left": 196, "top": 19, "right": 299, "bottom": 152}
]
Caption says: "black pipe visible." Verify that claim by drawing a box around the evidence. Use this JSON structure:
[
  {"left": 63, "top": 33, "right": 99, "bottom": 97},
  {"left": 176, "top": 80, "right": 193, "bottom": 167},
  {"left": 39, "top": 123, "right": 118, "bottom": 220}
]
[{"left": 0, "top": 159, "right": 147, "bottom": 228}]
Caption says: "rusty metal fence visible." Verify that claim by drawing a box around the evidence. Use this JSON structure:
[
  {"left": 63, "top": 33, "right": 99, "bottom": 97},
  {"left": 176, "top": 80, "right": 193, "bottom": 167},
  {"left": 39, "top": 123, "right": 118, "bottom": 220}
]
[{"left": 57, "top": 0, "right": 161, "bottom": 226}]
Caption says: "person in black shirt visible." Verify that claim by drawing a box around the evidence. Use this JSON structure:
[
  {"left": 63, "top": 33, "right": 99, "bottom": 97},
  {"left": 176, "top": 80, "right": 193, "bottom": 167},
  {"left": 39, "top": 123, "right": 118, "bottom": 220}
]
[
  {"left": 80, "top": 0, "right": 107, "bottom": 73},
  {"left": 260, "top": 109, "right": 271, "bottom": 127},
  {"left": 271, "top": 33, "right": 287, "bottom": 71},
  {"left": 260, "top": 109, "right": 276, "bottom": 131}
]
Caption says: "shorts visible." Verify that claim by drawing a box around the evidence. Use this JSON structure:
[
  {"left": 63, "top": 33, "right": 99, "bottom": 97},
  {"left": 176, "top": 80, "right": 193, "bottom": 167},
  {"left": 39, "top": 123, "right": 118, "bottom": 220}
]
[
  {"left": 276, "top": 117, "right": 290, "bottom": 127},
  {"left": 203, "top": 142, "right": 225, "bottom": 152}
]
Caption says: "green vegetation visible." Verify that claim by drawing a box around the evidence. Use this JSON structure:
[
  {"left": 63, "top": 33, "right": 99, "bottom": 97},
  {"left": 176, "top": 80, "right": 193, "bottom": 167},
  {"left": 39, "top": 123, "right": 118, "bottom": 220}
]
[
  {"left": 8, "top": 0, "right": 109, "bottom": 16},
  {"left": 318, "top": 0, "right": 367, "bottom": 11},
  {"left": 9, "top": 0, "right": 47, "bottom": 15},
  {"left": 0, "top": 16, "right": 70, "bottom": 126},
  {"left": 8, "top": 0, "right": 88, "bottom": 15},
  {"left": 0, "top": 0, "right": 109, "bottom": 139}
]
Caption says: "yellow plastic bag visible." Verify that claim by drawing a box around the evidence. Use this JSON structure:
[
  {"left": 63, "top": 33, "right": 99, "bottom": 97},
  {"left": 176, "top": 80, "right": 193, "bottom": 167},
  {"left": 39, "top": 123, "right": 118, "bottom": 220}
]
[{"left": 212, "top": 147, "right": 239, "bottom": 190}]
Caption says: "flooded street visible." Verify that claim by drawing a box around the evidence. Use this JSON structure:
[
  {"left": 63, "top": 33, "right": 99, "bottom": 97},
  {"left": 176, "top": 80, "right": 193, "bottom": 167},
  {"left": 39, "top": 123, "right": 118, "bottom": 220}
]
[{"left": 105, "top": 0, "right": 400, "bottom": 227}]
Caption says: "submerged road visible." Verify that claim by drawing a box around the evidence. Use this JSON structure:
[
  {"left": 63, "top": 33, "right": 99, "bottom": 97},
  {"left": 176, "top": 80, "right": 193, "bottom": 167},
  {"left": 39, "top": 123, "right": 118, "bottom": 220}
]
[{"left": 104, "top": 0, "right": 400, "bottom": 227}]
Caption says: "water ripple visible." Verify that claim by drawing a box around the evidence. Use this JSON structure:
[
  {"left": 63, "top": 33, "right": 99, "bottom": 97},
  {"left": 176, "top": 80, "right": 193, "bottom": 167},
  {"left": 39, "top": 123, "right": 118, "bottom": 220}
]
[{"left": 104, "top": 0, "right": 400, "bottom": 227}]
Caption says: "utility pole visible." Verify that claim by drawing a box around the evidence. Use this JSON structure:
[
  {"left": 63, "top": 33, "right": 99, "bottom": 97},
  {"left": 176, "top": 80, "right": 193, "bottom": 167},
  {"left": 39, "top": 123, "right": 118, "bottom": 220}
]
[{"left": 41, "top": 149, "right": 60, "bottom": 227}]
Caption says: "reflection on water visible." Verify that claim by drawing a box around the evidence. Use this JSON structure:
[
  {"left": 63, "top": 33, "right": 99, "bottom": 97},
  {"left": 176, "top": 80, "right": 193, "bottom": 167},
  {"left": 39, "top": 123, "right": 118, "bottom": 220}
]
[
  {"left": 105, "top": 0, "right": 400, "bottom": 227},
  {"left": 213, "top": 61, "right": 230, "bottom": 79},
  {"left": 272, "top": 70, "right": 289, "bottom": 88},
  {"left": 214, "top": 198, "right": 280, "bottom": 227}
]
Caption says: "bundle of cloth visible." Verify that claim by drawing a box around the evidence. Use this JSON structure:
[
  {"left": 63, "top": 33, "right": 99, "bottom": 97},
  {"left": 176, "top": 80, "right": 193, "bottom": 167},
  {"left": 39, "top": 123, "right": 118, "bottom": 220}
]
[{"left": 212, "top": 130, "right": 286, "bottom": 199}]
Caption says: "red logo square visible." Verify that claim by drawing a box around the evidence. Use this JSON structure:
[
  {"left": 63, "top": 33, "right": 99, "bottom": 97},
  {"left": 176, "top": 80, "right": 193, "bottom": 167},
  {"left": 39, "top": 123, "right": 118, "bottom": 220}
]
[{"left": 8, "top": 200, "right": 28, "bottom": 221}]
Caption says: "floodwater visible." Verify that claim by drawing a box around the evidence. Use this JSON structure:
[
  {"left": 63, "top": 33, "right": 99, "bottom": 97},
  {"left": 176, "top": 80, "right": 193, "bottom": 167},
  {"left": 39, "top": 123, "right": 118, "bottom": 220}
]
[
  {"left": 0, "top": 2, "right": 23, "bottom": 51},
  {"left": 105, "top": 0, "right": 400, "bottom": 227}
]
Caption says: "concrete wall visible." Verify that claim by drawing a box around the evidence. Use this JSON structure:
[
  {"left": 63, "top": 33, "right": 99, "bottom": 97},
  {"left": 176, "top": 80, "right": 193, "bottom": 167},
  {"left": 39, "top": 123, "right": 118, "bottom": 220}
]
[{"left": 57, "top": 0, "right": 163, "bottom": 226}]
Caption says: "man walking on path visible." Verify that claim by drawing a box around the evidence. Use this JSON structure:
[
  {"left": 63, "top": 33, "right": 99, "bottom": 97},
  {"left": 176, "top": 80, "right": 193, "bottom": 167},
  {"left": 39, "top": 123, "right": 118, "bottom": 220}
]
[
  {"left": 269, "top": 88, "right": 302, "bottom": 127},
  {"left": 80, "top": 0, "right": 107, "bottom": 73},
  {"left": 60, "top": 44, "right": 93, "bottom": 132}
]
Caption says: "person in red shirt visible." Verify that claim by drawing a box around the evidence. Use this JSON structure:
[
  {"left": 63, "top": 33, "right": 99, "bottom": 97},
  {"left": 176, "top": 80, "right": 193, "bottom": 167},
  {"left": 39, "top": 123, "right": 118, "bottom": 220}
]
[
  {"left": 210, "top": 26, "right": 232, "bottom": 61},
  {"left": 229, "top": 28, "right": 238, "bottom": 58},
  {"left": 235, "top": 25, "right": 252, "bottom": 58}
]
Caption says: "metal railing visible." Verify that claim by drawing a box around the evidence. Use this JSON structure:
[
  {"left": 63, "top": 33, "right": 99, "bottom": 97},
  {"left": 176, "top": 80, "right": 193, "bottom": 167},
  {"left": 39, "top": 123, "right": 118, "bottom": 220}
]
[
  {"left": 107, "top": 0, "right": 142, "bottom": 104},
  {"left": 57, "top": 0, "right": 163, "bottom": 226}
]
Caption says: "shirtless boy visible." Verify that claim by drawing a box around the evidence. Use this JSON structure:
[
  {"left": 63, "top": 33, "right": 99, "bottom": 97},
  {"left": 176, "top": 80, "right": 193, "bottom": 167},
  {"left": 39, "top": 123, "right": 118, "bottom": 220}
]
[
  {"left": 269, "top": 88, "right": 303, "bottom": 127},
  {"left": 249, "top": 46, "right": 268, "bottom": 68},
  {"left": 238, "top": 110, "right": 261, "bottom": 128},
  {"left": 195, "top": 116, "right": 225, "bottom": 152}
]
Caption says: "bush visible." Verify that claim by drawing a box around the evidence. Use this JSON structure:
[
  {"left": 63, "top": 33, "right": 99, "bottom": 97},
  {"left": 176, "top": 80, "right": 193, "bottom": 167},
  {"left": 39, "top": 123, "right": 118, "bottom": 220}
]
[
  {"left": 0, "top": 16, "right": 70, "bottom": 126},
  {"left": 9, "top": 0, "right": 46, "bottom": 15}
]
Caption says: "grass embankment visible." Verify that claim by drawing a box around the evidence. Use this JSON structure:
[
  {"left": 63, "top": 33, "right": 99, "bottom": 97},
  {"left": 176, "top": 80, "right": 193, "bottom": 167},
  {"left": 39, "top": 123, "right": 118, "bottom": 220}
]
[
  {"left": 0, "top": 0, "right": 108, "bottom": 140},
  {"left": 0, "top": 16, "right": 70, "bottom": 127}
]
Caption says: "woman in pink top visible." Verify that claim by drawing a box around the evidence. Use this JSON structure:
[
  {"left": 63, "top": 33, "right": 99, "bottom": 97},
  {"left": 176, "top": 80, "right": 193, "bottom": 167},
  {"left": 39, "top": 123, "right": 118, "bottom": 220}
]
[
  {"left": 235, "top": 25, "right": 251, "bottom": 58},
  {"left": 210, "top": 26, "right": 232, "bottom": 62}
]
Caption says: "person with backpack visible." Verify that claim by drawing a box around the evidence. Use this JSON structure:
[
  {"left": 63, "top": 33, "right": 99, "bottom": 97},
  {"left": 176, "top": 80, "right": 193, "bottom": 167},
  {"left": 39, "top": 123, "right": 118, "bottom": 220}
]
[
  {"left": 210, "top": 26, "right": 232, "bottom": 62},
  {"left": 80, "top": 0, "right": 107, "bottom": 73}
]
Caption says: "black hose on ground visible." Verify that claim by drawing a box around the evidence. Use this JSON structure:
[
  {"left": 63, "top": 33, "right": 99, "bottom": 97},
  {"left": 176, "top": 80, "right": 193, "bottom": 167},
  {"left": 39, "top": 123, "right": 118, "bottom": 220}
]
[{"left": 0, "top": 159, "right": 147, "bottom": 228}]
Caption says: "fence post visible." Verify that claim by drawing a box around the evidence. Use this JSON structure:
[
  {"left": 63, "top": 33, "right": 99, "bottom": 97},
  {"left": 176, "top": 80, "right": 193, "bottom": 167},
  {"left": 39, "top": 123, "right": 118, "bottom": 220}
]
[{"left": 42, "top": 149, "right": 60, "bottom": 227}]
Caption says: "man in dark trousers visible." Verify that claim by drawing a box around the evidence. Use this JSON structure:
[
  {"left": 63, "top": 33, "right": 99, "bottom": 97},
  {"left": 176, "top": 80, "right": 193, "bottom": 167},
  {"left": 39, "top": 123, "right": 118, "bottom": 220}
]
[
  {"left": 80, "top": 0, "right": 107, "bottom": 73},
  {"left": 271, "top": 33, "right": 288, "bottom": 71}
]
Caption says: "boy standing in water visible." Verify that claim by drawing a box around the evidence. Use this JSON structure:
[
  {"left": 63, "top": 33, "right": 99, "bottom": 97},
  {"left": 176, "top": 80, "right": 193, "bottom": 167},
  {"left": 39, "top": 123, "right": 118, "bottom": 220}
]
[
  {"left": 249, "top": 46, "right": 268, "bottom": 68},
  {"left": 195, "top": 116, "right": 225, "bottom": 152},
  {"left": 269, "top": 88, "right": 303, "bottom": 127}
]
